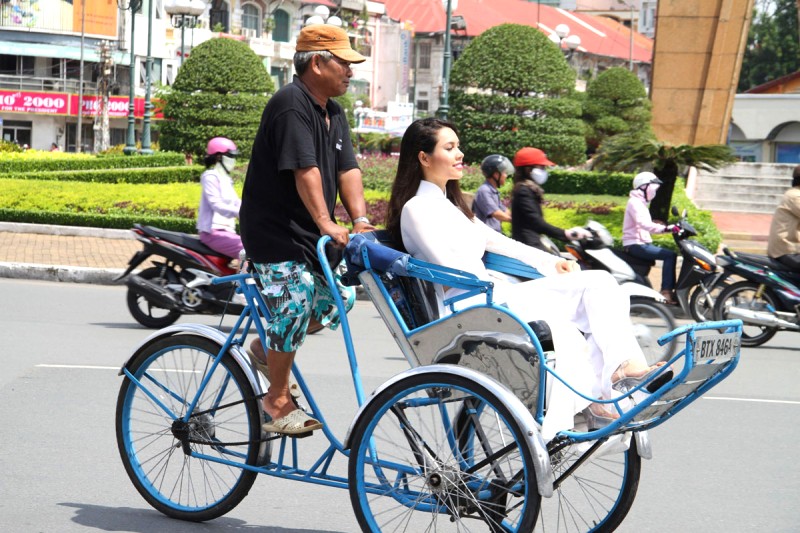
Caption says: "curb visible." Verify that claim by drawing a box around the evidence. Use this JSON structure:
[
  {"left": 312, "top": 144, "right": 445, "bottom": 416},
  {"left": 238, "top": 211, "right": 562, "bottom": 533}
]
[
  {"left": 0, "top": 221, "right": 134, "bottom": 240},
  {"left": 0, "top": 262, "right": 125, "bottom": 285}
]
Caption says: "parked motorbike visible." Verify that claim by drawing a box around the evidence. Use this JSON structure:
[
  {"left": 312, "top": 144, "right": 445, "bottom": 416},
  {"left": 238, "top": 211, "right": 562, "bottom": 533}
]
[
  {"left": 614, "top": 206, "right": 725, "bottom": 323},
  {"left": 116, "top": 224, "right": 244, "bottom": 328},
  {"left": 540, "top": 224, "right": 678, "bottom": 364},
  {"left": 712, "top": 247, "right": 800, "bottom": 346}
]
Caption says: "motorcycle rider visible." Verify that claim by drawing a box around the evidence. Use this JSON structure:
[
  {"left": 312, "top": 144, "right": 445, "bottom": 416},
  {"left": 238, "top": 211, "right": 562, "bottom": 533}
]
[
  {"left": 767, "top": 164, "right": 800, "bottom": 271},
  {"left": 510, "top": 147, "right": 590, "bottom": 251},
  {"left": 472, "top": 154, "right": 514, "bottom": 233},
  {"left": 622, "top": 172, "right": 678, "bottom": 304},
  {"left": 197, "top": 137, "right": 243, "bottom": 262}
]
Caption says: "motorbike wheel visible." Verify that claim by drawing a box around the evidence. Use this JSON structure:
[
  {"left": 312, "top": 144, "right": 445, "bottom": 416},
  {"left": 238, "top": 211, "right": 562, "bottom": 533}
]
[
  {"left": 126, "top": 266, "right": 182, "bottom": 328},
  {"left": 713, "top": 281, "right": 778, "bottom": 347},
  {"left": 629, "top": 297, "right": 678, "bottom": 365},
  {"left": 689, "top": 279, "right": 731, "bottom": 323}
]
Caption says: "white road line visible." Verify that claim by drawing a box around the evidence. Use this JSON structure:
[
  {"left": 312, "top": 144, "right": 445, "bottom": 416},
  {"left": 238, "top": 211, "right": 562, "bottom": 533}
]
[{"left": 704, "top": 396, "right": 800, "bottom": 405}]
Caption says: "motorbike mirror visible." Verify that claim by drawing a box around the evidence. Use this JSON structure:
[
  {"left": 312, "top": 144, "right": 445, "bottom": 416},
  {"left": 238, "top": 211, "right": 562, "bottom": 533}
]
[
  {"left": 682, "top": 208, "right": 688, "bottom": 218},
  {"left": 671, "top": 206, "right": 679, "bottom": 216}
]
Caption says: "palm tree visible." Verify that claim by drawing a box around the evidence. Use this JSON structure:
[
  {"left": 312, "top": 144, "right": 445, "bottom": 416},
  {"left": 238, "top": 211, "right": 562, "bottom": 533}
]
[{"left": 594, "top": 134, "right": 736, "bottom": 222}]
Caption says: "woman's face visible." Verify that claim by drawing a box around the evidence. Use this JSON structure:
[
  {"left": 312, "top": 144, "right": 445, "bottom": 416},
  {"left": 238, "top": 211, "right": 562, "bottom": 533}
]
[{"left": 419, "top": 127, "right": 464, "bottom": 189}]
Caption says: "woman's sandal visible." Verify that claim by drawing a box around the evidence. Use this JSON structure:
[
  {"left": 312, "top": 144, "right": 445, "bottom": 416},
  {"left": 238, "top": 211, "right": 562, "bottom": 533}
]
[
  {"left": 246, "top": 350, "right": 301, "bottom": 399},
  {"left": 583, "top": 403, "right": 619, "bottom": 430},
  {"left": 262, "top": 408, "right": 323, "bottom": 437},
  {"left": 612, "top": 361, "right": 674, "bottom": 393}
]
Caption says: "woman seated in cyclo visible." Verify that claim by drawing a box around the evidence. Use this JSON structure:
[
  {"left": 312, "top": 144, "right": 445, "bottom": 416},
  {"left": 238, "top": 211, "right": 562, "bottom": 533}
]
[{"left": 385, "top": 117, "right": 670, "bottom": 440}]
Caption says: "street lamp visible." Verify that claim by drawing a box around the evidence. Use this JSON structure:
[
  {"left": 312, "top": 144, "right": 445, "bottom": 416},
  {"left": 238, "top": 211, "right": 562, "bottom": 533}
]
[
  {"left": 164, "top": 0, "right": 205, "bottom": 66},
  {"left": 141, "top": 0, "right": 154, "bottom": 155},
  {"left": 548, "top": 23, "right": 581, "bottom": 60},
  {"left": 118, "top": 0, "right": 143, "bottom": 155},
  {"left": 305, "top": 4, "right": 342, "bottom": 27},
  {"left": 438, "top": 0, "right": 457, "bottom": 120},
  {"left": 354, "top": 99, "right": 366, "bottom": 154}
]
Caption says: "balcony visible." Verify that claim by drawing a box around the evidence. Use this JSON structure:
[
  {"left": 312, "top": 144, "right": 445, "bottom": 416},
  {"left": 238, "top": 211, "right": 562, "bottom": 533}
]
[{"left": 0, "top": 74, "right": 97, "bottom": 94}]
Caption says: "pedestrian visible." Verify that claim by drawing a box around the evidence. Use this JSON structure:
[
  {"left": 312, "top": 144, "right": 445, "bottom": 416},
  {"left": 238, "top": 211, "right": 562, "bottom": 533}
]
[
  {"left": 386, "top": 118, "right": 669, "bottom": 440},
  {"left": 50, "top": 142, "right": 60, "bottom": 152},
  {"left": 767, "top": 164, "right": 800, "bottom": 271},
  {"left": 622, "top": 172, "right": 679, "bottom": 303},
  {"left": 239, "top": 23, "right": 375, "bottom": 436},
  {"left": 510, "top": 147, "right": 590, "bottom": 251},
  {"left": 472, "top": 154, "right": 513, "bottom": 232},
  {"left": 197, "top": 137, "right": 243, "bottom": 262}
]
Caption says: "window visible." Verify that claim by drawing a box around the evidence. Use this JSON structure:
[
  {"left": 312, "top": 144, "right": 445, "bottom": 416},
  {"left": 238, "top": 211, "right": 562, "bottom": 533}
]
[
  {"left": 418, "top": 42, "right": 431, "bottom": 70},
  {"left": 0, "top": 55, "right": 34, "bottom": 76},
  {"left": 242, "top": 4, "right": 261, "bottom": 37},
  {"left": 1, "top": 120, "right": 32, "bottom": 147},
  {"left": 270, "top": 66, "right": 287, "bottom": 89},
  {"left": 210, "top": 0, "right": 229, "bottom": 32},
  {"left": 139, "top": 59, "right": 162, "bottom": 86},
  {"left": 417, "top": 100, "right": 428, "bottom": 112},
  {"left": 272, "top": 9, "right": 290, "bottom": 42}
]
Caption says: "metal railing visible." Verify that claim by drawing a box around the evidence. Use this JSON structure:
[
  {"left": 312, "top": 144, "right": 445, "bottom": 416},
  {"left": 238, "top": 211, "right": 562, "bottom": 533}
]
[{"left": 0, "top": 75, "right": 98, "bottom": 94}]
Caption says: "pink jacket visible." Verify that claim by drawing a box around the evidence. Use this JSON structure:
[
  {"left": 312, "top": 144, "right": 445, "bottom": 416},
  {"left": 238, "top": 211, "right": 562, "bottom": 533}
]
[{"left": 622, "top": 189, "right": 667, "bottom": 246}]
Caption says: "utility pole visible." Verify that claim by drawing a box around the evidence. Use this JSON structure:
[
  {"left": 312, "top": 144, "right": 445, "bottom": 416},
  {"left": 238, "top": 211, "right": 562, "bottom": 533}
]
[
  {"left": 94, "top": 41, "right": 112, "bottom": 153},
  {"left": 76, "top": 0, "right": 86, "bottom": 152},
  {"left": 123, "top": 0, "right": 142, "bottom": 155},
  {"left": 438, "top": 0, "right": 453, "bottom": 120},
  {"left": 141, "top": 0, "right": 154, "bottom": 155}
]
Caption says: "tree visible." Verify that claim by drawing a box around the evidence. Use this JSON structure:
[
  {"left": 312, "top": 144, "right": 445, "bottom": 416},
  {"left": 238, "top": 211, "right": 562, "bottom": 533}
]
[
  {"left": 582, "top": 67, "right": 652, "bottom": 152},
  {"left": 594, "top": 133, "right": 736, "bottom": 222},
  {"left": 449, "top": 24, "right": 586, "bottom": 165},
  {"left": 159, "top": 37, "right": 274, "bottom": 159},
  {"left": 737, "top": 0, "right": 800, "bottom": 92}
]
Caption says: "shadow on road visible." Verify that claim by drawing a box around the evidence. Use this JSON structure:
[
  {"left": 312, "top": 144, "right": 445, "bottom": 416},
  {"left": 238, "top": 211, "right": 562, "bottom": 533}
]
[{"left": 59, "top": 502, "right": 345, "bottom": 533}]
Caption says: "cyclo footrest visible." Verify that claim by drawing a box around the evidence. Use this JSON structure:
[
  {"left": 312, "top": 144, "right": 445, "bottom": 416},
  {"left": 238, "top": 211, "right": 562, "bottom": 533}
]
[{"left": 562, "top": 319, "right": 742, "bottom": 441}]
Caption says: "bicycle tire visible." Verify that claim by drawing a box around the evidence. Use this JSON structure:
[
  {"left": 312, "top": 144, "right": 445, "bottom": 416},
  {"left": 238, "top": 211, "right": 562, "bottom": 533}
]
[
  {"left": 116, "top": 334, "right": 262, "bottom": 521},
  {"left": 348, "top": 371, "right": 541, "bottom": 532}
]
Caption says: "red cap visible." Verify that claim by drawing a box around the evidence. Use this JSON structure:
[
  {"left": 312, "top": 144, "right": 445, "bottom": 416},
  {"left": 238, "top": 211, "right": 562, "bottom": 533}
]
[{"left": 513, "top": 147, "right": 555, "bottom": 167}]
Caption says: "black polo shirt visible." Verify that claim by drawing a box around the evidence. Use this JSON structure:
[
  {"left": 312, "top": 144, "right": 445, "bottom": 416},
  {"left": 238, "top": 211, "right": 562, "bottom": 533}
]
[{"left": 240, "top": 76, "right": 358, "bottom": 273}]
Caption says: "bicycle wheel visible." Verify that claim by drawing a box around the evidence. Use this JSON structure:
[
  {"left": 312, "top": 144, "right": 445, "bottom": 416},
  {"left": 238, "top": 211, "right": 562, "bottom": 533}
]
[
  {"left": 126, "top": 266, "right": 182, "bottom": 328},
  {"left": 116, "top": 335, "right": 263, "bottom": 521},
  {"left": 713, "top": 281, "right": 778, "bottom": 347},
  {"left": 629, "top": 297, "right": 677, "bottom": 365},
  {"left": 534, "top": 436, "right": 641, "bottom": 532},
  {"left": 348, "top": 371, "right": 541, "bottom": 532}
]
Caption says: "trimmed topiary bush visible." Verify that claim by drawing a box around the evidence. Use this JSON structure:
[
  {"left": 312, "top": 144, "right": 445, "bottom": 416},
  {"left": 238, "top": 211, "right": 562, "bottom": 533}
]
[
  {"left": 449, "top": 23, "right": 586, "bottom": 165},
  {"left": 159, "top": 37, "right": 274, "bottom": 159},
  {"left": 582, "top": 67, "right": 652, "bottom": 152}
]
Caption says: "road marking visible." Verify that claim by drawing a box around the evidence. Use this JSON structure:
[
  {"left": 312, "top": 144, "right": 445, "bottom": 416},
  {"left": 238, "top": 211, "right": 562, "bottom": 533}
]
[
  {"left": 704, "top": 396, "right": 800, "bottom": 405},
  {"left": 37, "top": 364, "right": 200, "bottom": 374}
]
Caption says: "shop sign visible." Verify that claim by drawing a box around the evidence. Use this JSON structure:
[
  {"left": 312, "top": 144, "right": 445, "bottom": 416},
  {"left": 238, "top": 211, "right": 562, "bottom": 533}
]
[
  {"left": 70, "top": 95, "right": 144, "bottom": 118},
  {"left": 0, "top": 90, "right": 69, "bottom": 115}
]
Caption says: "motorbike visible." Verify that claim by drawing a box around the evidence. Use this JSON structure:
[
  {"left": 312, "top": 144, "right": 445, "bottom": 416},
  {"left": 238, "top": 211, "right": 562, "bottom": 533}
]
[
  {"left": 116, "top": 223, "right": 244, "bottom": 328},
  {"left": 540, "top": 224, "right": 678, "bottom": 365},
  {"left": 614, "top": 206, "right": 726, "bottom": 323},
  {"left": 712, "top": 246, "right": 800, "bottom": 346}
]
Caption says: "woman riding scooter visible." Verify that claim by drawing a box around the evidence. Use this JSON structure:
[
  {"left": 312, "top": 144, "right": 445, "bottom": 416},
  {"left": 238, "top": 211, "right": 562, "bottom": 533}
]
[
  {"left": 198, "top": 137, "right": 243, "bottom": 263},
  {"left": 622, "top": 172, "right": 679, "bottom": 304}
]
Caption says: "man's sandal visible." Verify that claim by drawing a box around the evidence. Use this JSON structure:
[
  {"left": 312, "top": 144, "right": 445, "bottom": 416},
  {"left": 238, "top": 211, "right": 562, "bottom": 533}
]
[
  {"left": 262, "top": 408, "right": 323, "bottom": 437},
  {"left": 246, "top": 350, "right": 301, "bottom": 399}
]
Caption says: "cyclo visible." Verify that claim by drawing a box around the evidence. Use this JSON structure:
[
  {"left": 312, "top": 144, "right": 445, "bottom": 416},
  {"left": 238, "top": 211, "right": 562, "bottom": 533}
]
[{"left": 115, "top": 231, "right": 743, "bottom": 532}]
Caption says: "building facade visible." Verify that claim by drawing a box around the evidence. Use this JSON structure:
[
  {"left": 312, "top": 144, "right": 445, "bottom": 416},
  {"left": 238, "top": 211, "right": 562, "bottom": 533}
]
[{"left": 0, "top": 0, "right": 410, "bottom": 152}]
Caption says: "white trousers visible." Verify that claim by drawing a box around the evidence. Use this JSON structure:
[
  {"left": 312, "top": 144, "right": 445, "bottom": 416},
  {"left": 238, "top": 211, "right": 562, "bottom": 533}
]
[{"left": 492, "top": 269, "right": 646, "bottom": 439}]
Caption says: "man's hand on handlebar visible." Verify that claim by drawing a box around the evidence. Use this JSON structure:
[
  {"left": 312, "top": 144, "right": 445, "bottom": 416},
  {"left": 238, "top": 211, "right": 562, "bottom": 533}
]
[{"left": 321, "top": 220, "right": 350, "bottom": 247}]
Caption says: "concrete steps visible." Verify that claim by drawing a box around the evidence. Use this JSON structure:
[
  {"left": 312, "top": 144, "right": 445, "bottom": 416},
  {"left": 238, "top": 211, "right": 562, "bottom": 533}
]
[{"left": 693, "top": 162, "right": 794, "bottom": 214}]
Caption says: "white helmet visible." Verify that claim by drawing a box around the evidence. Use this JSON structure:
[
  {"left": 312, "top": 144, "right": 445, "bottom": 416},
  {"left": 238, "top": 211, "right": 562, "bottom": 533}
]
[{"left": 632, "top": 171, "right": 662, "bottom": 190}]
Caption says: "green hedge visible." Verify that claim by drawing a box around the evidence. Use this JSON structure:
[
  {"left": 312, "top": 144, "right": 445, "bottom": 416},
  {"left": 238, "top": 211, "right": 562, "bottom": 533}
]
[
  {"left": 3, "top": 165, "right": 204, "bottom": 184},
  {"left": 0, "top": 208, "right": 195, "bottom": 232},
  {"left": 545, "top": 170, "right": 633, "bottom": 196},
  {"left": 0, "top": 152, "right": 187, "bottom": 173}
]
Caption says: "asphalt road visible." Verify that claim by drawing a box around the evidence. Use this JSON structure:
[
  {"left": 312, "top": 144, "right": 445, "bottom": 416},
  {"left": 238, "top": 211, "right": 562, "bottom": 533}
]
[{"left": 0, "top": 278, "right": 797, "bottom": 532}]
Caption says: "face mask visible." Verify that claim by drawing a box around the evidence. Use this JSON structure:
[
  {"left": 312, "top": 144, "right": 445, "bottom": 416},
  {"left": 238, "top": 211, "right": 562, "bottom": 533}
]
[
  {"left": 531, "top": 168, "right": 548, "bottom": 185},
  {"left": 645, "top": 184, "right": 659, "bottom": 202},
  {"left": 220, "top": 155, "right": 236, "bottom": 173}
]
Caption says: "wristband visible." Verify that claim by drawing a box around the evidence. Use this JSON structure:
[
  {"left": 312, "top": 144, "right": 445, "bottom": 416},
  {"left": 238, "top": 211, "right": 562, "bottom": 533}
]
[{"left": 353, "top": 216, "right": 370, "bottom": 225}]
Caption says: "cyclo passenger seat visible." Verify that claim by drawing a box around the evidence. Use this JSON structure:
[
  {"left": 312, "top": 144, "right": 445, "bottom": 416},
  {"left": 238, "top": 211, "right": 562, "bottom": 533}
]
[{"left": 342, "top": 231, "right": 553, "bottom": 414}]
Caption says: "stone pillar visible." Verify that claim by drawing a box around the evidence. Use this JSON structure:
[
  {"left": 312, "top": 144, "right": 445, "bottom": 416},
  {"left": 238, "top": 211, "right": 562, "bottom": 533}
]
[{"left": 650, "top": 0, "right": 755, "bottom": 145}]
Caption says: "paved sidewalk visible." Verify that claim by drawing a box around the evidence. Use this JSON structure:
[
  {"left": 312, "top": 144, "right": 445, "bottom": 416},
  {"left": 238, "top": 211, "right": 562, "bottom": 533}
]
[{"left": 0, "top": 211, "right": 776, "bottom": 285}]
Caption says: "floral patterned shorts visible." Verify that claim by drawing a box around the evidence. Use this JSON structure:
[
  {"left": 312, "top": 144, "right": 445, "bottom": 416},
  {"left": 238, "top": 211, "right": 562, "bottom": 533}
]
[{"left": 253, "top": 260, "right": 355, "bottom": 353}]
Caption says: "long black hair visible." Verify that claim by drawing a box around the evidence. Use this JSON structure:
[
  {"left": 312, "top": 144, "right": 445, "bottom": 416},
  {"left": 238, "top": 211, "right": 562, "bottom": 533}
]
[{"left": 386, "top": 117, "right": 473, "bottom": 242}]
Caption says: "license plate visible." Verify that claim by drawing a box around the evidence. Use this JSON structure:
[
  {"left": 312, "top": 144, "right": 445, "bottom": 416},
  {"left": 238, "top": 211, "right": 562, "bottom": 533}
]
[{"left": 693, "top": 331, "right": 740, "bottom": 362}]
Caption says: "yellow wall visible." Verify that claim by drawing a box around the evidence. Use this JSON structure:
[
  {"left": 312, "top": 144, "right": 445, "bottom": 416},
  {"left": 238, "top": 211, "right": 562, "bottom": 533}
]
[{"left": 650, "top": 0, "right": 755, "bottom": 145}]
